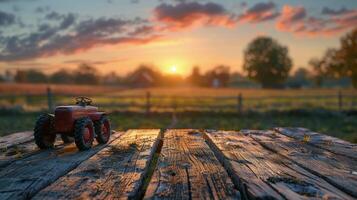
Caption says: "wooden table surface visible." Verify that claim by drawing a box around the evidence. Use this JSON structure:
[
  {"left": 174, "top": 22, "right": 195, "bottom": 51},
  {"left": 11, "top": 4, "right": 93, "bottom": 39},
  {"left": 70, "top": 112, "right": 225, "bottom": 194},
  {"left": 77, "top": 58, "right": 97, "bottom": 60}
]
[{"left": 0, "top": 128, "right": 355, "bottom": 200}]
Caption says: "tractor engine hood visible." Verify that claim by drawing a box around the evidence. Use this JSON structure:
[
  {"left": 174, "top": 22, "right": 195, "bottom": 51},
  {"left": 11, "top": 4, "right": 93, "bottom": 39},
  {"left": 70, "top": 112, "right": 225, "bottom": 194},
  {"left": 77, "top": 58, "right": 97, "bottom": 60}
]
[
  {"left": 55, "top": 105, "right": 98, "bottom": 112},
  {"left": 54, "top": 105, "right": 98, "bottom": 133}
]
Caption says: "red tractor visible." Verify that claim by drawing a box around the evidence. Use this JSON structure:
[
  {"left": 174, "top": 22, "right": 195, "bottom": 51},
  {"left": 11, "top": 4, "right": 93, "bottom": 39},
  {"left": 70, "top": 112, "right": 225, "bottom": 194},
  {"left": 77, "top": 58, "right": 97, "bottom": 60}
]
[{"left": 34, "top": 97, "right": 111, "bottom": 151}]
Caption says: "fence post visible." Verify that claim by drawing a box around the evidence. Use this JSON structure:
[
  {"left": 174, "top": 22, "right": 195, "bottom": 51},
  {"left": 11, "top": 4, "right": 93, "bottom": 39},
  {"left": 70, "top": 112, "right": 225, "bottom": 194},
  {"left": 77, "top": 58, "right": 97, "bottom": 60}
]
[
  {"left": 237, "top": 93, "right": 242, "bottom": 114},
  {"left": 338, "top": 90, "right": 342, "bottom": 112},
  {"left": 172, "top": 96, "right": 178, "bottom": 113},
  {"left": 9, "top": 94, "right": 16, "bottom": 105},
  {"left": 146, "top": 91, "right": 151, "bottom": 114},
  {"left": 25, "top": 93, "right": 31, "bottom": 105},
  {"left": 47, "top": 87, "right": 54, "bottom": 112}
]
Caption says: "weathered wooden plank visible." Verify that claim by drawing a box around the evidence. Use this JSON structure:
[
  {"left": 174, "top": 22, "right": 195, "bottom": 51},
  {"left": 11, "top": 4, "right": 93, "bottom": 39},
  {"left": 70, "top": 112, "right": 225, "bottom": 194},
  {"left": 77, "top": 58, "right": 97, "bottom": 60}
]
[
  {"left": 34, "top": 129, "right": 161, "bottom": 200},
  {"left": 0, "top": 131, "right": 37, "bottom": 168},
  {"left": 248, "top": 130, "right": 357, "bottom": 198},
  {"left": 275, "top": 127, "right": 357, "bottom": 160},
  {"left": 0, "top": 131, "right": 33, "bottom": 149},
  {"left": 204, "top": 130, "right": 353, "bottom": 199},
  {"left": 145, "top": 129, "right": 240, "bottom": 200},
  {"left": 0, "top": 140, "right": 37, "bottom": 168},
  {"left": 0, "top": 135, "right": 68, "bottom": 168},
  {"left": 0, "top": 131, "right": 124, "bottom": 200}
]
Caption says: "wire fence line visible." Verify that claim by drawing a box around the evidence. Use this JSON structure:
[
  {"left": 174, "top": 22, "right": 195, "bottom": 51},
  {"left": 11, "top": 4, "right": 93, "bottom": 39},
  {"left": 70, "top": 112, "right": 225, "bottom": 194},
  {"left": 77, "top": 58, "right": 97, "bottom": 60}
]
[{"left": 0, "top": 89, "right": 356, "bottom": 113}]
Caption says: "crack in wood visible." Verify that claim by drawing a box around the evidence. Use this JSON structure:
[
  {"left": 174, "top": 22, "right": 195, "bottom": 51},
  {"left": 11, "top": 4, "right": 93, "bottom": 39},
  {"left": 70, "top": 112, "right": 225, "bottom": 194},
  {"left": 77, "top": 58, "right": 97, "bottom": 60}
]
[
  {"left": 184, "top": 165, "right": 192, "bottom": 200},
  {"left": 32, "top": 129, "right": 161, "bottom": 200},
  {"left": 145, "top": 129, "right": 239, "bottom": 199},
  {"left": 1, "top": 129, "right": 355, "bottom": 199},
  {"left": 202, "top": 131, "right": 250, "bottom": 200},
  {"left": 204, "top": 130, "right": 354, "bottom": 199},
  {"left": 0, "top": 131, "right": 124, "bottom": 200},
  {"left": 275, "top": 128, "right": 357, "bottom": 161},
  {"left": 252, "top": 132, "right": 357, "bottom": 198}
]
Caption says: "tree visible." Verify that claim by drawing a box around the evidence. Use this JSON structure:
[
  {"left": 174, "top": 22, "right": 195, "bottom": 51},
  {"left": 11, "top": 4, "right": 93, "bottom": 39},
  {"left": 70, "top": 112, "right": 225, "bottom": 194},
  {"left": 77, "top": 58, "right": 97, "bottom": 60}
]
[
  {"left": 26, "top": 70, "right": 47, "bottom": 83},
  {"left": 73, "top": 63, "right": 99, "bottom": 85},
  {"left": 50, "top": 69, "right": 74, "bottom": 84},
  {"left": 187, "top": 66, "right": 204, "bottom": 86},
  {"left": 14, "top": 69, "right": 47, "bottom": 83},
  {"left": 328, "top": 28, "right": 357, "bottom": 88},
  {"left": 243, "top": 36, "right": 292, "bottom": 88},
  {"left": 126, "top": 65, "right": 162, "bottom": 87},
  {"left": 205, "top": 65, "right": 230, "bottom": 87},
  {"left": 102, "top": 71, "right": 121, "bottom": 85},
  {"left": 287, "top": 67, "right": 311, "bottom": 88},
  {"left": 309, "top": 58, "right": 325, "bottom": 87},
  {"left": 14, "top": 70, "right": 27, "bottom": 83},
  {"left": 308, "top": 49, "right": 337, "bottom": 87}
]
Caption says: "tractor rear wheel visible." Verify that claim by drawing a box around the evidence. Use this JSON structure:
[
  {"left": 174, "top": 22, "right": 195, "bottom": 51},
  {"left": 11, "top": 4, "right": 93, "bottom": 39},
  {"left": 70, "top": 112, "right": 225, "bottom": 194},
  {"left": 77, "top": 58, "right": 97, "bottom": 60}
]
[
  {"left": 74, "top": 117, "right": 94, "bottom": 151},
  {"left": 34, "top": 114, "right": 56, "bottom": 149},
  {"left": 94, "top": 115, "right": 111, "bottom": 144}
]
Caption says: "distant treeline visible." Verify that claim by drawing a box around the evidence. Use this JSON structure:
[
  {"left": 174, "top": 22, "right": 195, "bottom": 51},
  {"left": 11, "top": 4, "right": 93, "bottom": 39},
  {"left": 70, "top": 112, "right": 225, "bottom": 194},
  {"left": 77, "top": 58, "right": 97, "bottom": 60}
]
[
  {"left": 0, "top": 64, "right": 233, "bottom": 88},
  {"left": 1, "top": 28, "right": 355, "bottom": 89},
  {"left": 0, "top": 63, "right": 352, "bottom": 89}
]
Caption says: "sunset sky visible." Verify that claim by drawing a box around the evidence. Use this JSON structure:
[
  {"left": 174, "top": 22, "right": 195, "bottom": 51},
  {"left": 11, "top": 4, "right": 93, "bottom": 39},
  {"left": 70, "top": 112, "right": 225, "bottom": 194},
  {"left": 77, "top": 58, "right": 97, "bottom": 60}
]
[{"left": 0, "top": 0, "right": 356, "bottom": 76}]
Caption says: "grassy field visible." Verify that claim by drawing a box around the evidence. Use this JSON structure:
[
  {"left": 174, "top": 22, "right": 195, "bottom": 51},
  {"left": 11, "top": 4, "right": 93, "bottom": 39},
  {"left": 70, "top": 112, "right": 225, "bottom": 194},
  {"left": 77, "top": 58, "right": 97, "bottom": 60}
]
[
  {"left": 1, "top": 83, "right": 357, "bottom": 112},
  {"left": 1, "top": 83, "right": 356, "bottom": 96},
  {"left": 1, "top": 111, "right": 356, "bottom": 143}
]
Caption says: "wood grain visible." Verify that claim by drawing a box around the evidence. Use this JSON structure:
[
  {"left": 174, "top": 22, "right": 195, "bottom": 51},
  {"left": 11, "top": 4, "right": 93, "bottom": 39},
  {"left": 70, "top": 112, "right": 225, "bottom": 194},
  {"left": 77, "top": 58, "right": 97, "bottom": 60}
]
[
  {"left": 145, "top": 129, "right": 240, "bottom": 200},
  {"left": 1, "top": 128, "right": 355, "bottom": 199},
  {"left": 0, "top": 135, "right": 67, "bottom": 168},
  {"left": 0, "top": 131, "right": 33, "bottom": 148},
  {"left": 34, "top": 129, "right": 161, "bottom": 200},
  {"left": 0, "top": 140, "right": 38, "bottom": 168},
  {"left": 249, "top": 129, "right": 357, "bottom": 198},
  {"left": 204, "top": 130, "right": 353, "bottom": 199},
  {"left": 275, "top": 127, "right": 357, "bottom": 160},
  {"left": 0, "top": 131, "right": 123, "bottom": 200}
]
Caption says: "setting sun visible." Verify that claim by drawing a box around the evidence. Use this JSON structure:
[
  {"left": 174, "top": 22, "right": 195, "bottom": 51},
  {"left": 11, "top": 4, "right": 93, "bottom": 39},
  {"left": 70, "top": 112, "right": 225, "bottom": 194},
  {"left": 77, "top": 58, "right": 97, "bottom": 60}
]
[{"left": 168, "top": 65, "right": 178, "bottom": 74}]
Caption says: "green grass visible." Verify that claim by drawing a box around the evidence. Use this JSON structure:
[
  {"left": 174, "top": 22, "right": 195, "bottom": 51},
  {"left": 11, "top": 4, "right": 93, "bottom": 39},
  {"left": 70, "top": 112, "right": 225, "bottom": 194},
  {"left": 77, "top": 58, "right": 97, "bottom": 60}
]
[
  {"left": 1, "top": 86, "right": 357, "bottom": 112},
  {"left": 1, "top": 111, "right": 356, "bottom": 143},
  {"left": 2, "top": 94, "right": 357, "bottom": 111},
  {"left": 0, "top": 112, "right": 39, "bottom": 134}
]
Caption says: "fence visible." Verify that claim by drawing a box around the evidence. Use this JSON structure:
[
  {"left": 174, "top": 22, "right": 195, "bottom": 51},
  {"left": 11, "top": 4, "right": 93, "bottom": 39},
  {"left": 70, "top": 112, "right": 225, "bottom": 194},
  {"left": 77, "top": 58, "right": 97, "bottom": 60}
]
[{"left": 1, "top": 88, "right": 356, "bottom": 114}]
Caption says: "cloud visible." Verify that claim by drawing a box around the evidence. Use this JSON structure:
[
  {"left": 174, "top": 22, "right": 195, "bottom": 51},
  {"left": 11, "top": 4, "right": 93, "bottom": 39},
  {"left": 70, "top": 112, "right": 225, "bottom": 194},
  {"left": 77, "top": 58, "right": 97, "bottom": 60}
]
[
  {"left": 1, "top": 1, "right": 355, "bottom": 63},
  {"left": 44, "top": 12, "right": 77, "bottom": 29},
  {"left": 276, "top": 5, "right": 357, "bottom": 36},
  {"left": 332, "top": 11, "right": 357, "bottom": 29},
  {"left": 63, "top": 58, "right": 127, "bottom": 65},
  {"left": 276, "top": 5, "right": 306, "bottom": 32},
  {"left": 35, "top": 6, "right": 50, "bottom": 13},
  {"left": 321, "top": 7, "right": 352, "bottom": 16},
  {"left": 0, "top": 16, "right": 160, "bottom": 62},
  {"left": 0, "top": 0, "right": 37, "bottom": 2},
  {"left": 0, "top": 10, "right": 16, "bottom": 26},
  {"left": 129, "top": 25, "right": 156, "bottom": 36},
  {"left": 153, "top": 1, "right": 282, "bottom": 31},
  {"left": 0, "top": 0, "right": 38, "bottom": 3},
  {"left": 153, "top": 2, "right": 237, "bottom": 30},
  {"left": 238, "top": 2, "right": 279, "bottom": 23},
  {"left": 12, "top": 5, "right": 21, "bottom": 12}
]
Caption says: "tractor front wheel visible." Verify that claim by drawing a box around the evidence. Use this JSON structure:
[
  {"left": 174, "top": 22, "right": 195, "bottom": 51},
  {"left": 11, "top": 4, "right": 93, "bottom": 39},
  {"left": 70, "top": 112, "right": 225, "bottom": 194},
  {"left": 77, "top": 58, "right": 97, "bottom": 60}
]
[
  {"left": 34, "top": 114, "right": 56, "bottom": 149},
  {"left": 74, "top": 117, "right": 94, "bottom": 151},
  {"left": 94, "top": 115, "right": 111, "bottom": 144}
]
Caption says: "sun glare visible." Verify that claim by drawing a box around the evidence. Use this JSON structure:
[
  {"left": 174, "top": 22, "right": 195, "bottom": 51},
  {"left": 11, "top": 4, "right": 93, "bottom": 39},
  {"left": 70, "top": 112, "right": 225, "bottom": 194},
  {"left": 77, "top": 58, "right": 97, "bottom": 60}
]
[{"left": 169, "top": 65, "right": 178, "bottom": 74}]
